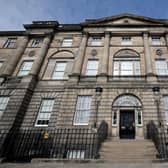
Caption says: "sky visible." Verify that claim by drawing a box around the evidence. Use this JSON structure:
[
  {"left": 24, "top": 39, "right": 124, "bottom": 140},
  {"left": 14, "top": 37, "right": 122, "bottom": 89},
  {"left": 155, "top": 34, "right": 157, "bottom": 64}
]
[{"left": 0, "top": 0, "right": 167, "bottom": 30}]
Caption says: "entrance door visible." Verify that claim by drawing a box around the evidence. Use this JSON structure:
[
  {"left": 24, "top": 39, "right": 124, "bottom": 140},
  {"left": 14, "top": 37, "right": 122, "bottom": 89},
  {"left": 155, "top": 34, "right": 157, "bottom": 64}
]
[{"left": 120, "top": 110, "right": 135, "bottom": 139}]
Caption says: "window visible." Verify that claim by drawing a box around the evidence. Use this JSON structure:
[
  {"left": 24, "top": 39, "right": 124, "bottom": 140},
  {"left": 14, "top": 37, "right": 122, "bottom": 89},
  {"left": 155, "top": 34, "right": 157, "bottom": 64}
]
[
  {"left": 91, "top": 37, "right": 102, "bottom": 46},
  {"left": 18, "top": 61, "right": 33, "bottom": 76},
  {"left": 112, "top": 111, "right": 117, "bottom": 126},
  {"left": 0, "top": 97, "right": 9, "bottom": 119},
  {"left": 155, "top": 60, "right": 168, "bottom": 75},
  {"left": 0, "top": 62, "right": 3, "bottom": 68},
  {"left": 66, "top": 150, "right": 85, "bottom": 159},
  {"left": 31, "top": 39, "right": 43, "bottom": 47},
  {"left": 86, "top": 60, "right": 98, "bottom": 76},
  {"left": 121, "top": 36, "right": 132, "bottom": 45},
  {"left": 62, "top": 38, "right": 73, "bottom": 47},
  {"left": 163, "top": 96, "right": 168, "bottom": 124},
  {"left": 4, "top": 38, "right": 17, "bottom": 48},
  {"left": 113, "top": 61, "right": 140, "bottom": 76},
  {"left": 52, "top": 62, "right": 67, "bottom": 79},
  {"left": 137, "top": 109, "right": 142, "bottom": 126},
  {"left": 74, "top": 96, "right": 92, "bottom": 125},
  {"left": 152, "top": 37, "right": 161, "bottom": 45},
  {"left": 35, "top": 99, "right": 54, "bottom": 126}
]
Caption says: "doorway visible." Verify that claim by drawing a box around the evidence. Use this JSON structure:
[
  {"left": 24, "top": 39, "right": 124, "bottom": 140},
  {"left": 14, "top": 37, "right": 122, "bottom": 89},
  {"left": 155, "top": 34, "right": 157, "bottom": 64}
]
[{"left": 119, "top": 110, "right": 135, "bottom": 139}]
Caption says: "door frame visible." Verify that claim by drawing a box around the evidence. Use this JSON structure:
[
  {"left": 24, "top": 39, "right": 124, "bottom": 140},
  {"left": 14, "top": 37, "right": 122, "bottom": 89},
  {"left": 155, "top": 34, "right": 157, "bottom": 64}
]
[{"left": 119, "top": 109, "right": 135, "bottom": 139}]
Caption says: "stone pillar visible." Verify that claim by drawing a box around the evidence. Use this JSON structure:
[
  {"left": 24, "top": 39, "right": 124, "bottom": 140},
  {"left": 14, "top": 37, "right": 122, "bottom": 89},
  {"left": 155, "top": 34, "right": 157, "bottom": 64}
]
[
  {"left": 143, "top": 32, "right": 153, "bottom": 75},
  {"left": 2, "top": 36, "right": 29, "bottom": 76},
  {"left": 99, "top": 32, "right": 110, "bottom": 75},
  {"left": 30, "top": 34, "right": 52, "bottom": 76},
  {"left": 72, "top": 32, "right": 88, "bottom": 75}
]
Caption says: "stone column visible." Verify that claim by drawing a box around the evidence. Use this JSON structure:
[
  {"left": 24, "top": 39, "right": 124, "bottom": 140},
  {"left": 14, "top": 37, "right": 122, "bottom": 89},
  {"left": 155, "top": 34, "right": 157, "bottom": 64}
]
[
  {"left": 72, "top": 32, "right": 88, "bottom": 75},
  {"left": 143, "top": 32, "right": 153, "bottom": 75},
  {"left": 2, "top": 36, "right": 29, "bottom": 76},
  {"left": 30, "top": 34, "right": 52, "bottom": 76},
  {"left": 99, "top": 32, "right": 110, "bottom": 75}
]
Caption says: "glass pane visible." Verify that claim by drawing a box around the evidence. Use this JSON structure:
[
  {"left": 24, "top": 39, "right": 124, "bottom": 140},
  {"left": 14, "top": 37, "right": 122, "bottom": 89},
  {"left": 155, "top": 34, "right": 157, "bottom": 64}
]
[{"left": 74, "top": 96, "right": 91, "bottom": 124}]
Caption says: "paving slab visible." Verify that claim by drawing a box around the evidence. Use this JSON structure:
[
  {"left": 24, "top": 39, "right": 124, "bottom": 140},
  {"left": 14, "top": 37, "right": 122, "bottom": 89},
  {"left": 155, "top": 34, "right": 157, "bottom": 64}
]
[{"left": 1, "top": 162, "right": 168, "bottom": 168}]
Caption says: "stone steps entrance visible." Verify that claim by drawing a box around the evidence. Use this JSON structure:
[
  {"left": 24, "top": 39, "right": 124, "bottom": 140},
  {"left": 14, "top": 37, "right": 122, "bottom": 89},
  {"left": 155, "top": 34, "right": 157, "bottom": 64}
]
[{"left": 99, "top": 138, "right": 158, "bottom": 163}]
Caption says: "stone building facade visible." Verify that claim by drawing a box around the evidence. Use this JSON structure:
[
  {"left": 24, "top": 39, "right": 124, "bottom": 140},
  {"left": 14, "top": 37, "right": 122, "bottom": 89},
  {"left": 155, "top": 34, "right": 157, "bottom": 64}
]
[{"left": 0, "top": 13, "right": 168, "bottom": 144}]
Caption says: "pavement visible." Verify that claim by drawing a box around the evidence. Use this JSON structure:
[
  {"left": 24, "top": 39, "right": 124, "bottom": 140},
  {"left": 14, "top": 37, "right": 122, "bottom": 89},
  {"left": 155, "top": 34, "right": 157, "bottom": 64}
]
[{"left": 1, "top": 162, "right": 168, "bottom": 168}]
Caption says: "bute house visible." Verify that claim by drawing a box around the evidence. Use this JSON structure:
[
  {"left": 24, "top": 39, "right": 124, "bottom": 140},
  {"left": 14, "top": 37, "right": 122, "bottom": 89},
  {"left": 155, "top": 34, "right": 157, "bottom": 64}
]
[{"left": 0, "top": 13, "right": 168, "bottom": 162}]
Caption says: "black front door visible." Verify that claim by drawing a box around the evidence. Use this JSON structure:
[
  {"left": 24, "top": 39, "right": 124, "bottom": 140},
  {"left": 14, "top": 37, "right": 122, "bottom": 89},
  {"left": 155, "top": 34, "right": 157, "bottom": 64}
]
[{"left": 120, "top": 110, "right": 135, "bottom": 139}]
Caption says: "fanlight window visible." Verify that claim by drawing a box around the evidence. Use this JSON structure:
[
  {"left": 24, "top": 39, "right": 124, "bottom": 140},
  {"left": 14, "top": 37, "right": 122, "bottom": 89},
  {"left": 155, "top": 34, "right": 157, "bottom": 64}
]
[{"left": 113, "top": 95, "right": 141, "bottom": 107}]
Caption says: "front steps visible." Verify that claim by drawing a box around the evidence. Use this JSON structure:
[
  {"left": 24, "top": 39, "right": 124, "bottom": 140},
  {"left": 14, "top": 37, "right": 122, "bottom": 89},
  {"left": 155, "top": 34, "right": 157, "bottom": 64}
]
[{"left": 99, "top": 138, "right": 158, "bottom": 163}]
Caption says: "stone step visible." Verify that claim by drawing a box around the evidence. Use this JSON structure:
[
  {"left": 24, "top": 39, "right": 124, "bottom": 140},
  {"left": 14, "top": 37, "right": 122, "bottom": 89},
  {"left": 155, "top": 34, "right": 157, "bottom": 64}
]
[{"left": 99, "top": 139, "right": 158, "bottom": 163}]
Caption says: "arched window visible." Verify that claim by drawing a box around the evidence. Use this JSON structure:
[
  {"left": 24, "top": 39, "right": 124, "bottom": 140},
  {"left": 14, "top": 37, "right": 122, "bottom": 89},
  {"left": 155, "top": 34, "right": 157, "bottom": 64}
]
[
  {"left": 113, "top": 49, "right": 141, "bottom": 76},
  {"left": 43, "top": 51, "right": 74, "bottom": 80}
]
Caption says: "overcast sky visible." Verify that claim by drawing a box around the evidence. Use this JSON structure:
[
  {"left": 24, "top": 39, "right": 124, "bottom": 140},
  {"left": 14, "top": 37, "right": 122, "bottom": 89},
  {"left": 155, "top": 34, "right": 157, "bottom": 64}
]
[{"left": 0, "top": 0, "right": 167, "bottom": 30}]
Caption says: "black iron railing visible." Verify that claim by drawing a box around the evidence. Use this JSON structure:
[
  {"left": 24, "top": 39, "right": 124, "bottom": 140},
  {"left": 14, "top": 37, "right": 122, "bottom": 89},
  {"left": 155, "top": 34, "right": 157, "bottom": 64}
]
[
  {"left": 147, "top": 120, "right": 168, "bottom": 159},
  {"left": 0, "top": 121, "right": 108, "bottom": 161}
]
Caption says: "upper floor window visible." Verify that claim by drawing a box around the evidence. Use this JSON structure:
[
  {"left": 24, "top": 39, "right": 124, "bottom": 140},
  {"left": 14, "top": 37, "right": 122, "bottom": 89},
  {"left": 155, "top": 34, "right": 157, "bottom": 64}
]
[
  {"left": 74, "top": 96, "right": 92, "bottom": 125},
  {"left": 152, "top": 37, "right": 161, "bottom": 45},
  {"left": 91, "top": 37, "right": 102, "bottom": 46},
  {"left": 0, "top": 62, "right": 3, "bottom": 68},
  {"left": 35, "top": 99, "right": 54, "bottom": 127},
  {"left": 17, "top": 61, "right": 33, "bottom": 76},
  {"left": 163, "top": 96, "right": 168, "bottom": 124},
  {"left": 31, "top": 39, "right": 43, "bottom": 47},
  {"left": 155, "top": 60, "right": 168, "bottom": 75},
  {"left": 4, "top": 38, "right": 17, "bottom": 48},
  {"left": 121, "top": 36, "right": 132, "bottom": 45},
  {"left": 113, "top": 61, "right": 140, "bottom": 76},
  {"left": 62, "top": 38, "right": 73, "bottom": 47},
  {"left": 52, "top": 62, "right": 67, "bottom": 79},
  {"left": 0, "top": 97, "right": 9, "bottom": 119},
  {"left": 86, "top": 60, "right": 98, "bottom": 76}
]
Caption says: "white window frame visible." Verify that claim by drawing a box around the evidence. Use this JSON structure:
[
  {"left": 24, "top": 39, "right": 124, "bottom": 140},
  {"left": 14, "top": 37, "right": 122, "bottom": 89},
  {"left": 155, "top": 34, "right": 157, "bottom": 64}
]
[
  {"left": 113, "top": 60, "right": 141, "bottom": 76},
  {"left": 91, "top": 37, "right": 102, "bottom": 46},
  {"left": 17, "top": 61, "right": 33, "bottom": 76},
  {"left": 112, "top": 110, "right": 118, "bottom": 126},
  {"left": 136, "top": 109, "right": 143, "bottom": 126},
  {"left": 4, "top": 38, "right": 17, "bottom": 48},
  {"left": 121, "top": 36, "right": 132, "bottom": 45},
  {"left": 163, "top": 96, "right": 168, "bottom": 125},
  {"left": 35, "top": 99, "right": 54, "bottom": 127},
  {"left": 152, "top": 37, "right": 161, "bottom": 45},
  {"left": 0, "top": 97, "right": 9, "bottom": 119},
  {"left": 0, "top": 61, "right": 3, "bottom": 68},
  {"left": 31, "top": 39, "right": 43, "bottom": 47},
  {"left": 62, "top": 38, "right": 73, "bottom": 47},
  {"left": 86, "top": 60, "right": 98, "bottom": 76},
  {"left": 66, "top": 150, "right": 85, "bottom": 159},
  {"left": 155, "top": 60, "right": 168, "bottom": 75},
  {"left": 52, "top": 62, "right": 67, "bottom": 79},
  {"left": 74, "top": 96, "right": 92, "bottom": 125}
]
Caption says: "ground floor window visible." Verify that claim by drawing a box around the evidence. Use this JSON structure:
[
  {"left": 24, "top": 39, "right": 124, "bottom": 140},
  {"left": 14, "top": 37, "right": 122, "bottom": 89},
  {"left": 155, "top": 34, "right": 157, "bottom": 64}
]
[{"left": 66, "top": 150, "right": 85, "bottom": 159}]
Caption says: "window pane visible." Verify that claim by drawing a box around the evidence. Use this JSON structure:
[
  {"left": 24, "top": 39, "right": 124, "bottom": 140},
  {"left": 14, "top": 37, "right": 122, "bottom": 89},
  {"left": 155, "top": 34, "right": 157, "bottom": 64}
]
[
  {"left": 113, "top": 61, "right": 140, "bottom": 76},
  {"left": 86, "top": 60, "right": 98, "bottom": 75},
  {"left": 31, "top": 39, "right": 43, "bottom": 47},
  {"left": 74, "top": 96, "right": 91, "bottom": 125},
  {"left": 0, "top": 97, "right": 9, "bottom": 119},
  {"left": 155, "top": 60, "right": 168, "bottom": 75},
  {"left": 163, "top": 96, "right": 168, "bottom": 123},
  {"left": 121, "top": 37, "right": 132, "bottom": 45},
  {"left": 152, "top": 37, "right": 161, "bottom": 45},
  {"left": 36, "top": 99, "right": 54, "bottom": 126},
  {"left": 52, "top": 62, "right": 66, "bottom": 79},
  {"left": 18, "top": 61, "right": 33, "bottom": 76},
  {"left": 4, "top": 38, "right": 17, "bottom": 48},
  {"left": 91, "top": 37, "right": 102, "bottom": 46},
  {"left": 62, "top": 39, "right": 73, "bottom": 47}
]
